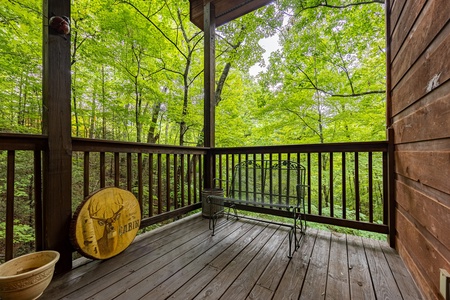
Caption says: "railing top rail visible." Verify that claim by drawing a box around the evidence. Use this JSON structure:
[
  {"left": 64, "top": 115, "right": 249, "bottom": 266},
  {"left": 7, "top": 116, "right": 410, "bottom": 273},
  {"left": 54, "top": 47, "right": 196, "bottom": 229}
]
[
  {"left": 211, "top": 140, "right": 389, "bottom": 154},
  {"left": 72, "top": 138, "right": 208, "bottom": 154},
  {"left": 0, "top": 133, "right": 208, "bottom": 154},
  {"left": 0, "top": 133, "right": 47, "bottom": 151},
  {"left": 0, "top": 133, "right": 388, "bottom": 154}
]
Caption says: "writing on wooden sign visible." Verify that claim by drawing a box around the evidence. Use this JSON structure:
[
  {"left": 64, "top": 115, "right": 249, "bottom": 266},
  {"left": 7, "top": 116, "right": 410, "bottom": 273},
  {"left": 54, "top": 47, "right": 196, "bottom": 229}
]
[{"left": 71, "top": 187, "right": 141, "bottom": 260}]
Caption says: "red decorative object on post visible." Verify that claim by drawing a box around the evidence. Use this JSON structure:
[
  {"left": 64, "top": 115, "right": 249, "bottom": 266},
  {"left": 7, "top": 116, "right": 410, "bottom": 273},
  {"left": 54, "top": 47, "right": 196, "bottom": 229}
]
[{"left": 49, "top": 16, "right": 70, "bottom": 35}]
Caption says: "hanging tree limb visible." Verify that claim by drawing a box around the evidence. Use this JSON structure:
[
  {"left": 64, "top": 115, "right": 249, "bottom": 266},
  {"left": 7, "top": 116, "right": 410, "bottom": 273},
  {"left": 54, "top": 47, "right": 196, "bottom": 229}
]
[{"left": 297, "top": 67, "right": 385, "bottom": 98}]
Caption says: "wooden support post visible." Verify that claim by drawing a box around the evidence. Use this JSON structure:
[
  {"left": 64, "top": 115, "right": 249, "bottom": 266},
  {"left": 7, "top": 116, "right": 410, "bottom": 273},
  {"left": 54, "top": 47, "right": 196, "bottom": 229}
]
[
  {"left": 42, "top": 0, "right": 73, "bottom": 273},
  {"left": 203, "top": 2, "right": 216, "bottom": 189},
  {"left": 385, "top": 0, "right": 396, "bottom": 249},
  {"left": 387, "top": 127, "right": 396, "bottom": 248}
]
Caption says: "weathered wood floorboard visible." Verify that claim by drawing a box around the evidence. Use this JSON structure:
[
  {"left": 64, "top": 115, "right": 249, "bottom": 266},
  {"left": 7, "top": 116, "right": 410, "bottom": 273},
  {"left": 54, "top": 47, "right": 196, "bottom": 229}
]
[{"left": 42, "top": 214, "right": 423, "bottom": 300}]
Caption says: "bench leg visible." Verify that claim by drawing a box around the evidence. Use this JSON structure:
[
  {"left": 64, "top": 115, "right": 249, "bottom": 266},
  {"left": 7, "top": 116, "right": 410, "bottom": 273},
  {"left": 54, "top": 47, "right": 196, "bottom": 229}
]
[{"left": 226, "top": 203, "right": 239, "bottom": 221}]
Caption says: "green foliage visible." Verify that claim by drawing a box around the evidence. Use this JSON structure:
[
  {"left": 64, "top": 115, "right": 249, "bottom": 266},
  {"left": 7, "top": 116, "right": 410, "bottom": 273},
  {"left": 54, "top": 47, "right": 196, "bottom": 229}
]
[
  {"left": 0, "top": 0, "right": 387, "bottom": 251},
  {"left": 0, "top": 220, "right": 34, "bottom": 244}
]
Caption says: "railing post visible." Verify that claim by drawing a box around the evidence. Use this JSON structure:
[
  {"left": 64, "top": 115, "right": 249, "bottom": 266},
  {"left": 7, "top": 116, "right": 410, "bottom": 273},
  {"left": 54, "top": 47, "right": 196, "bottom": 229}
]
[
  {"left": 42, "top": 0, "right": 73, "bottom": 273},
  {"left": 387, "top": 127, "right": 396, "bottom": 248},
  {"left": 203, "top": 1, "right": 216, "bottom": 189}
]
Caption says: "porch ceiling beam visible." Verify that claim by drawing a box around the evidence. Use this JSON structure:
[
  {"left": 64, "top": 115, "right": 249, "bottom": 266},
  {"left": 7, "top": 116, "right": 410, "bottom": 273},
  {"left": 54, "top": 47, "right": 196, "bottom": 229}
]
[{"left": 189, "top": 0, "right": 274, "bottom": 30}]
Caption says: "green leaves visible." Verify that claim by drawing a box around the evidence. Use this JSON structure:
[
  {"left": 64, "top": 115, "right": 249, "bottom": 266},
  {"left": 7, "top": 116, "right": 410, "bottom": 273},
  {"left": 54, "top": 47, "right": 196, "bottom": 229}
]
[{"left": 0, "top": 0, "right": 385, "bottom": 146}]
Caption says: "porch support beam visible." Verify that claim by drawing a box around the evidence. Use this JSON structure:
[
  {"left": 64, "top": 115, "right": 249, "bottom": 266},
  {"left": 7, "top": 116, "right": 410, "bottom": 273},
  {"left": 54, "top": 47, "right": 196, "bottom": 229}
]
[
  {"left": 42, "top": 0, "right": 73, "bottom": 273},
  {"left": 203, "top": 2, "right": 216, "bottom": 189}
]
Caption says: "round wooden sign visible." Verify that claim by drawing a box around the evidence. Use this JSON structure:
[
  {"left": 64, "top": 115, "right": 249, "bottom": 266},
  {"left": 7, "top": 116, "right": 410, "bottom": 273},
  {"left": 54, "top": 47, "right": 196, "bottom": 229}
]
[{"left": 71, "top": 187, "right": 141, "bottom": 260}]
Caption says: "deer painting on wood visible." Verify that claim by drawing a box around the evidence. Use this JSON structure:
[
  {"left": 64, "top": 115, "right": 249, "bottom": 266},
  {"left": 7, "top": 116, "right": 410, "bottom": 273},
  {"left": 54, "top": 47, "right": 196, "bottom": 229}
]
[
  {"left": 71, "top": 187, "right": 141, "bottom": 260},
  {"left": 88, "top": 195, "right": 124, "bottom": 257}
]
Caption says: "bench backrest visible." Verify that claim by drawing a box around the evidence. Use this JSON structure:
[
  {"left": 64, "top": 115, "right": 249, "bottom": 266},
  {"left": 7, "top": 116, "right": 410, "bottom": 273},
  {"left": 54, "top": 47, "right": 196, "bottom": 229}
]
[{"left": 229, "top": 160, "right": 306, "bottom": 207}]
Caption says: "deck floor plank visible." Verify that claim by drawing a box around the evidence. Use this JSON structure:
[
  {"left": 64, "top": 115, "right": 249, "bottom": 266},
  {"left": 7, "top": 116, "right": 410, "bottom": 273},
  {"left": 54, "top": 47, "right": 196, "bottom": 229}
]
[
  {"left": 96, "top": 218, "right": 247, "bottom": 300},
  {"left": 41, "top": 214, "right": 423, "bottom": 300},
  {"left": 347, "top": 234, "right": 376, "bottom": 300},
  {"left": 141, "top": 220, "right": 260, "bottom": 299},
  {"left": 61, "top": 218, "right": 213, "bottom": 300},
  {"left": 381, "top": 242, "right": 423, "bottom": 300},
  {"left": 363, "top": 237, "right": 404, "bottom": 300},
  {"left": 326, "top": 232, "right": 350, "bottom": 300},
  {"left": 272, "top": 228, "right": 318, "bottom": 300},
  {"left": 298, "top": 230, "right": 332, "bottom": 300},
  {"left": 44, "top": 216, "right": 206, "bottom": 299},
  {"left": 220, "top": 225, "right": 286, "bottom": 299},
  {"left": 192, "top": 224, "right": 276, "bottom": 300},
  {"left": 247, "top": 231, "right": 292, "bottom": 299}
]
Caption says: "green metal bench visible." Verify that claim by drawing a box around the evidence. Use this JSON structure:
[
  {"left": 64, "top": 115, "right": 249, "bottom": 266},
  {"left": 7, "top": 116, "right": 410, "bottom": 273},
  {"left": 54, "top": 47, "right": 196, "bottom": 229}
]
[{"left": 207, "top": 160, "right": 307, "bottom": 258}]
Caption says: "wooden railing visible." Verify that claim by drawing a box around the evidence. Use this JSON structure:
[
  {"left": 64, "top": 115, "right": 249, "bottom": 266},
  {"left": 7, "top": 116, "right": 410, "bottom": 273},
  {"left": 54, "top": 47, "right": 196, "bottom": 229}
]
[
  {"left": 0, "top": 134, "right": 206, "bottom": 263},
  {"left": 71, "top": 138, "right": 206, "bottom": 227},
  {"left": 211, "top": 141, "right": 391, "bottom": 234},
  {"left": 0, "top": 133, "right": 393, "bottom": 265}
]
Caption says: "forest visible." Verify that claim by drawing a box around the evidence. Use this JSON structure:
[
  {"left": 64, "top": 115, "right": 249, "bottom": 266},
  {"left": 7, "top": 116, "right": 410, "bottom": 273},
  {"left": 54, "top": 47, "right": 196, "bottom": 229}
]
[{"left": 0, "top": 0, "right": 386, "bottom": 258}]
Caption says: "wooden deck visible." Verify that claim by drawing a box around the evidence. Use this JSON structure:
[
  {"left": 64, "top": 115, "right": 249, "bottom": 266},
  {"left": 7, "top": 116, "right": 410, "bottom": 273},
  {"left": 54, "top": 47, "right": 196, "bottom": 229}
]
[{"left": 42, "top": 214, "right": 422, "bottom": 300}]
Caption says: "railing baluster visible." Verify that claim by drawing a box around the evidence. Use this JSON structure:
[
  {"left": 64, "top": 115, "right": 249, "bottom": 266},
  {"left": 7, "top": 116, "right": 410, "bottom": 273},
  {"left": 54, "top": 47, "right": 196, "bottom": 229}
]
[
  {"left": 149, "top": 153, "right": 154, "bottom": 217},
  {"left": 157, "top": 153, "right": 162, "bottom": 214},
  {"left": 180, "top": 154, "right": 185, "bottom": 207},
  {"left": 6, "top": 150, "right": 15, "bottom": 261},
  {"left": 100, "top": 152, "right": 105, "bottom": 188},
  {"left": 193, "top": 155, "right": 198, "bottom": 203},
  {"left": 355, "top": 152, "right": 360, "bottom": 221},
  {"left": 286, "top": 153, "right": 291, "bottom": 206},
  {"left": 307, "top": 153, "right": 311, "bottom": 214},
  {"left": 278, "top": 154, "right": 282, "bottom": 205},
  {"left": 187, "top": 154, "right": 192, "bottom": 206},
  {"left": 342, "top": 152, "right": 347, "bottom": 219},
  {"left": 84, "top": 152, "right": 90, "bottom": 197},
  {"left": 382, "top": 150, "right": 389, "bottom": 225},
  {"left": 318, "top": 152, "right": 322, "bottom": 216},
  {"left": 138, "top": 153, "right": 143, "bottom": 211},
  {"left": 127, "top": 153, "right": 132, "bottom": 191},
  {"left": 217, "top": 154, "right": 222, "bottom": 189},
  {"left": 261, "top": 153, "right": 265, "bottom": 203},
  {"left": 330, "top": 152, "right": 334, "bottom": 218},
  {"left": 34, "top": 150, "right": 43, "bottom": 251},
  {"left": 166, "top": 154, "right": 171, "bottom": 212},
  {"left": 369, "top": 152, "right": 373, "bottom": 223},
  {"left": 114, "top": 152, "right": 120, "bottom": 187},
  {"left": 174, "top": 154, "right": 178, "bottom": 210}
]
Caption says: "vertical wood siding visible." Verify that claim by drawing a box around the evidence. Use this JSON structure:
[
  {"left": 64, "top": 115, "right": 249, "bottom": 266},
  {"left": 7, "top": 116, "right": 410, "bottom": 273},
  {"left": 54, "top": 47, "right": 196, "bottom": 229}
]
[{"left": 389, "top": 1, "right": 450, "bottom": 299}]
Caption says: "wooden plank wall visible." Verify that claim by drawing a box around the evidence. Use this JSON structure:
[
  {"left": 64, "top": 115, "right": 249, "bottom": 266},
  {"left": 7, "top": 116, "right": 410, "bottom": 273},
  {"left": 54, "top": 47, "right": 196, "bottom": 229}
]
[{"left": 389, "top": 1, "right": 450, "bottom": 299}]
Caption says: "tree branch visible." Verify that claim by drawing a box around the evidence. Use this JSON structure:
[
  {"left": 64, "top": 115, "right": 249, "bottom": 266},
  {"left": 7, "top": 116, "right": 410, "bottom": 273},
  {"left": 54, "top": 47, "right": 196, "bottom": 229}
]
[
  {"left": 298, "top": 0, "right": 384, "bottom": 13},
  {"left": 120, "top": 0, "right": 188, "bottom": 60}
]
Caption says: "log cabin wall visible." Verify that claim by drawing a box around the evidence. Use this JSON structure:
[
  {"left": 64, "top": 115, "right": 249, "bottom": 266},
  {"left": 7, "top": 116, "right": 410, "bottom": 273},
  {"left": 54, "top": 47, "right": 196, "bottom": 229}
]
[{"left": 389, "top": 1, "right": 450, "bottom": 299}]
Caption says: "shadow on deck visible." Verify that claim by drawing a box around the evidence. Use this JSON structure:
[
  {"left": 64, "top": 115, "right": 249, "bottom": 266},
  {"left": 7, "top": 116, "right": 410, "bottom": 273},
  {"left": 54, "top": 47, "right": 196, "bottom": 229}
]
[{"left": 42, "top": 214, "right": 422, "bottom": 299}]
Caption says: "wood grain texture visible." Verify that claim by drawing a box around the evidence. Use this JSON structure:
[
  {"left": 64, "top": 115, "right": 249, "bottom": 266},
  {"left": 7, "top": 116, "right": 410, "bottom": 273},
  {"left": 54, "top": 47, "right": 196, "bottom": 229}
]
[
  {"left": 392, "top": 21, "right": 450, "bottom": 116},
  {"left": 395, "top": 151, "right": 450, "bottom": 194},
  {"left": 42, "top": 0, "right": 73, "bottom": 273},
  {"left": 390, "top": 0, "right": 426, "bottom": 61},
  {"left": 272, "top": 228, "right": 318, "bottom": 300},
  {"left": 42, "top": 215, "right": 421, "bottom": 300},
  {"left": 381, "top": 242, "right": 424, "bottom": 300},
  {"left": 363, "top": 237, "right": 403, "bottom": 300},
  {"left": 391, "top": 0, "right": 450, "bottom": 87},
  {"left": 326, "top": 232, "right": 350, "bottom": 300},
  {"left": 396, "top": 210, "right": 450, "bottom": 298},
  {"left": 396, "top": 238, "right": 438, "bottom": 300},
  {"left": 70, "top": 187, "right": 141, "bottom": 260},
  {"left": 393, "top": 93, "right": 450, "bottom": 144},
  {"left": 389, "top": 0, "right": 406, "bottom": 36},
  {"left": 347, "top": 234, "right": 376, "bottom": 300},
  {"left": 396, "top": 180, "right": 450, "bottom": 251},
  {"left": 298, "top": 230, "right": 331, "bottom": 300}
]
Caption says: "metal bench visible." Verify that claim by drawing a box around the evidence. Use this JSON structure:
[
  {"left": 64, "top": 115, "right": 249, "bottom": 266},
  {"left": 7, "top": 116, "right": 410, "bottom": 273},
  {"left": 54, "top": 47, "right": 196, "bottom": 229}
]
[{"left": 207, "top": 160, "right": 307, "bottom": 258}]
